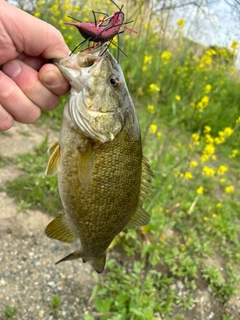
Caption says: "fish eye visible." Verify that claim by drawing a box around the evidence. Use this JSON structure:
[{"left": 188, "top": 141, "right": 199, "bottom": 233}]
[{"left": 109, "top": 76, "right": 120, "bottom": 89}]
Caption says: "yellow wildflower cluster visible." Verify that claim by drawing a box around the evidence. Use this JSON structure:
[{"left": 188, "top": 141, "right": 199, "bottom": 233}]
[
  {"left": 217, "top": 165, "right": 228, "bottom": 175},
  {"left": 179, "top": 171, "right": 193, "bottom": 180},
  {"left": 149, "top": 124, "right": 157, "bottom": 134},
  {"left": 225, "top": 186, "right": 234, "bottom": 193},
  {"left": 149, "top": 84, "right": 160, "bottom": 92},
  {"left": 204, "top": 84, "right": 212, "bottom": 94},
  {"left": 201, "top": 144, "right": 215, "bottom": 162},
  {"left": 215, "top": 127, "right": 233, "bottom": 145},
  {"left": 196, "top": 95, "right": 210, "bottom": 112},
  {"left": 147, "top": 105, "right": 155, "bottom": 114},
  {"left": 192, "top": 133, "right": 200, "bottom": 146},
  {"left": 230, "top": 149, "right": 238, "bottom": 158},
  {"left": 142, "top": 55, "right": 152, "bottom": 72},
  {"left": 202, "top": 166, "right": 215, "bottom": 176},
  {"left": 177, "top": 19, "right": 186, "bottom": 28},
  {"left": 175, "top": 95, "right": 181, "bottom": 101},
  {"left": 231, "top": 41, "right": 239, "bottom": 50},
  {"left": 196, "top": 186, "right": 204, "bottom": 194},
  {"left": 161, "top": 51, "right": 172, "bottom": 64},
  {"left": 190, "top": 161, "right": 198, "bottom": 168}
]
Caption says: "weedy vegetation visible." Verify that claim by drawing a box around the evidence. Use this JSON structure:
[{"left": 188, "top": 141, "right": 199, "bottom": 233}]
[
  {"left": 4, "top": 306, "right": 18, "bottom": 320},
  {"left": 4, "top": 0, "right": 240, "bottom": 318}
]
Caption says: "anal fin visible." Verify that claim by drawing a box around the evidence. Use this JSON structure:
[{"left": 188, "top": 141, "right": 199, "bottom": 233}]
[
  {"left": 45, "top": 141, "right": 60, "bottom": 177},
  {"left": 124, "top": 207, "right": 150, "bottom": 229},
  {"left": 45, "top": 211, "right": 77, "bottom": 243}
]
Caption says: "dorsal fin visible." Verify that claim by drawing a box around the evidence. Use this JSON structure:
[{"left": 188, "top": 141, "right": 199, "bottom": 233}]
[
  {"left": 77, "top": 141, "right": 93, "bottom": 188},
  {"left": 45, "top": 211, "right": 77, "bottom": 243},
  {"left": 45, "top": 141, "right": 60, "bottom": 177}
]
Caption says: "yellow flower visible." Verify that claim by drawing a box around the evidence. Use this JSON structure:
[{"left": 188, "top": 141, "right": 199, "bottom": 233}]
[
  {"left": 204, "top": 84, "right": 212, "bottom": 93},
  {"left": 203, "top": 217, "right": 208, "bottom": 221},
  {"left": 202, "top": 166, "right": 215, "bottom": 176},
  {"left": 196, "top": 96, "right": 209, "bottom": 111},
  {"left": 144, "top": 55, "right": 152, "bottom": 64},
  {"left": 217, "top": 165, "right": 228, "bottom": 175},
  {"left": 149, "top": 124, "right": 157, "bottom": 134},
  {"left": 149, "top": 83, "right": 160, "bottom": 92},
  {"left": 205, "top": 134, "right": 214, "bottom": 144},
  {"left": 192, "top": 133, "right": 200, "bottom": 146},
  {"left": 220, "top": 178, "right": 226, "bottom": 183},
  {"left": 175, "top": 95, "right": 181, "bottom": 101},
  {"left": 215, "top": 137, "right": 225, "bottom": 145},
  {"left": 225, "top": 185, "right": 234, "bottom": 193},
  {"left": 223, "top": 127, "right": 233, "bottom": 137},
  {"left": 125, "top": 35, "right": 130, "bottom": 40},
  {"left": 196, "top": 186, "right": 204, "bottom": 194},
  {"left": 216, "top": 203, "right": 222, "bottom": 208},
  {"left": 201, "top": 144, "right": 215, "bottom": 162},
  {"left": 231, "top": 41, "right": 239, "bottom": 50},
  {"left": 204, "top": 126, "right": 211, "bottom": 134},
  {"left": 185, "top": 171, "right": 193, "bottom": 180},
  {"left": 230, "top": 149, "right": 238, "bottom": 158},
  {"left": 142, "top": 65, "right": 147, "bottom": 72},
  {"left": 212, "top": 214, "right": 217, "bottom": 218},
  {"left": 147, "top": 105, "right": 155, "bottom": 114},
  {"left": 177, "top": 19, "right": 186, "bottom": 28},
  {"left": 190, "top": 161, "right": 198, "bottom": 168},
  {"left": 157, "top": 132, "right": 162, "bottom": 138},
  {"left": 161, "top": 51, "right": 172, "bottom": 60},
  {"left": 34, "top": 12, "right": 41, "bottom": 18}
]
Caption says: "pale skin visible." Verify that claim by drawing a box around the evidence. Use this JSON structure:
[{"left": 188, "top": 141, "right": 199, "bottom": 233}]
[{"left": 0, "top": 0, "right": 70, "bottom": 131}]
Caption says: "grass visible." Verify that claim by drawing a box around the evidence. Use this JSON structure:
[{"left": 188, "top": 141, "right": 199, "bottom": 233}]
[{"left": 3, "top": 0, "right": 240, "bottom": 318}]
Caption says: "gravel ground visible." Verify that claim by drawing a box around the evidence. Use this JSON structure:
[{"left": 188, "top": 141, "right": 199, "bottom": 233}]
[
  {"left": 0, "top": 124, "right": 95, "bottom": 320},
  {"left": 0, "top": 123, "right": 240, "bottom": 320}
]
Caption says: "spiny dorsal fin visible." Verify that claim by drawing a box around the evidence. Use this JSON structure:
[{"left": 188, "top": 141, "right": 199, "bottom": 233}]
[
  {"left": 45, "top": 141, "right": 60, "bottom": 177},
  {"left": 77, "top": 141, "right": 93, "bottom": 188},
  {"left": 124, "top": 207, "right": 150, "bottom": 229},
  {"left": 45, "top": 211, "right": 77, "bottom": 243}
]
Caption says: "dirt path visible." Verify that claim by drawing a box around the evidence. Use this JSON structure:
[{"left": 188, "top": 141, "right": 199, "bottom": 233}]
[{"left": 0, "top": 123, "right": 95, "bottom": 320}]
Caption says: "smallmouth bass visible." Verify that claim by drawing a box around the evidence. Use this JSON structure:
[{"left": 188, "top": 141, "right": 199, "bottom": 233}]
[{"left": 45, "top": 48, "right": 155, "bottom": 273}]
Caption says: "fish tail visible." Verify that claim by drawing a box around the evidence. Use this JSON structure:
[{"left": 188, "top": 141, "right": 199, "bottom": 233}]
[
  {"left": 55, "top": 250, "right": 81, "bottom": 264},
  {"left": 90, "top": 253, "right": 106, "bottom": 274}
]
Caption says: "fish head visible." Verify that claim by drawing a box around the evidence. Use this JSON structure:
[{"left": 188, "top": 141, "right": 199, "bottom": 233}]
[{"left": 55, "top": 47, "right": 140, "bottom": 142}]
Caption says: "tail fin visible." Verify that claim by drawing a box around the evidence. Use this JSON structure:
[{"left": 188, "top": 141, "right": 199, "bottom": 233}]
[
  {"left": 55, "top": 250, "right": 81, "bottom": 264},
  {"left": 90, "top": 253, "right": 106, "bottom": 274}
]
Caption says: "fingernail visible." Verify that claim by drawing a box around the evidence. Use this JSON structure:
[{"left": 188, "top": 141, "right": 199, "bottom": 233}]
[
  {"left": 42, "top": 70, "right": 60, "bottom": 87},
  {"left": 2, "top": 60, "right": 21, "bottom": 78}
]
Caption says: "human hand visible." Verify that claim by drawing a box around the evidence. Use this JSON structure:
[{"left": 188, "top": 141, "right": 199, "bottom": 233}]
[{"left": 0, "top": 0, "right": 70, "bottom": 131}]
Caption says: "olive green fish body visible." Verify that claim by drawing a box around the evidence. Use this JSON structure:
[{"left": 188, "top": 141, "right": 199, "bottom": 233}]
[
  {"left": 59, "top": 117, "right": 142, "bottom": 258},
  {"left": 45, "top": 49, "right": 154, "bottom": 273}
]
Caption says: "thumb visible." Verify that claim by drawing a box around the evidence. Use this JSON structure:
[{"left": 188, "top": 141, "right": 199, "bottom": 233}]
[{"left": 39, "top": 64, "right": 70, "bottom": 96}]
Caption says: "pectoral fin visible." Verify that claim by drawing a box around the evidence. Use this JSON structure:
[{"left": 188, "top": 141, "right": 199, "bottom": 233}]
[
  {"left": 124, "top": 207, "right": 150, "bottom": 229},
  {"left": 77, "top": 141, "right": 93, "bottom": 188},
  {"left": 45, "top": 211, "right": 77, "bottom": 243},
  {"left": 45, "top": 141, "right": 60, "bottom": 177}
]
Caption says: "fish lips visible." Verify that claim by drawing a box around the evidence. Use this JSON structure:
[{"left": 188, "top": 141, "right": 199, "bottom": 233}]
[{"left": 53, "top": 52, "right": 108, "bottom": 92}]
